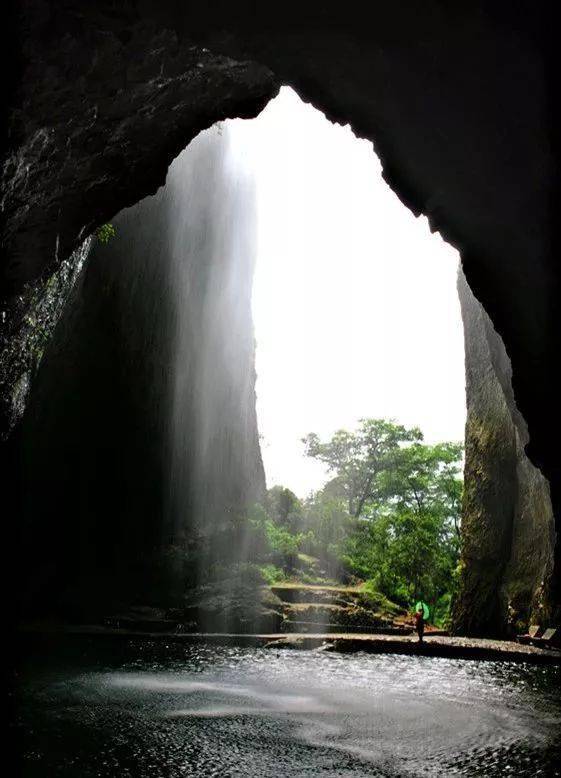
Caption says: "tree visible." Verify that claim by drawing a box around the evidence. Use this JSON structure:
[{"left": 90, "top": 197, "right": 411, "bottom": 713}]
[
  {"left": 265, "top": 486, "right": 303, "bottom": 532},
  {"left": 304, "top": 419, "right": 463, "bottom": 613},
  {"left": 376, "top": 441, "right": 463, "bottom": 601},
  {"left": 300, "top": 490, "right": 353, "bottom": 578},
  {"left": 302, "top": 419, "right": 422, "bottom": 518}
]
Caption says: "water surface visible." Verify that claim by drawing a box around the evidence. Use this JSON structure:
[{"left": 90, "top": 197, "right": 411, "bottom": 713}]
[{"left": 13, "top": 639, "right": 561, "bottom": 777}]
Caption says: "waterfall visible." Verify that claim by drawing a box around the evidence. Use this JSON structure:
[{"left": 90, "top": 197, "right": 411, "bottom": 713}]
[
  {"left": 161, "top": 126, "right": 266, "bottom": 583},
  {"left": 17, "top": 123, "right": 265, "bottom": 613}
]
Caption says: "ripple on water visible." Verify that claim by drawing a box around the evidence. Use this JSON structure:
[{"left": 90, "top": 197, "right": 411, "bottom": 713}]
[{"left": 14, "top": 641, "right": 561, "bottom": 777}]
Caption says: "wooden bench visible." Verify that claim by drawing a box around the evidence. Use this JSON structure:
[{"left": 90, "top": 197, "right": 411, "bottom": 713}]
[
  {"left": 533, "top": 627, "right": 558, "bottom": 647},
  {"left": 517, "top": 625, "right": 540, "bottom": 644},
  {"left": 517, "top": 626, "right": 559, "bottom": 649}
]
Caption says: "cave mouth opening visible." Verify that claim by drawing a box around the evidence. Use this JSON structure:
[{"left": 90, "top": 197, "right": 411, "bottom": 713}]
[
  {"left": 5, "top": 10, "right": 560, "bottom": 772},
  {"left": 231, "top": 86, "right": 466, "bottom": 631},
  {"left": 13, "top": 86, "right": 468, "bottom": 635},
  {"left": 243, "top": 87, "right": 465, "bottom": 493}
]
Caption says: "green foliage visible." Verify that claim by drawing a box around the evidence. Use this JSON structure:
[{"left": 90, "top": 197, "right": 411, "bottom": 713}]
[
  {"left": 266, "top": 486, "right": 303, "bottom": 532},
  {"left": 248, "top": 501, "right": 308, "bottom": 559},
  {"left": 432, "top": 592, "right": 453, "bottom": 628},
  {"left": 96, "top": 223, "right": 116, "bottom": 243},
  {"left": 265, "top": 519, "right": 305, "bottom": 556},
  {"left": 223, "top": 419, "right": 462, "bottom": 626},
  {"left": 259, "top": 564, "right": 287, "bottom": 585},
  {"left": 303, "top": 419, "right": 423, "bottom": 517},
  {"left": 303, "top": 419, "right": 463, "bottom": 620}
]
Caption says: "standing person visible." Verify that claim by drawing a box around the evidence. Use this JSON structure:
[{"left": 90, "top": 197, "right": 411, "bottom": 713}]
[{"left": 414, "top": 605, "right": 425, "bottom": 642}]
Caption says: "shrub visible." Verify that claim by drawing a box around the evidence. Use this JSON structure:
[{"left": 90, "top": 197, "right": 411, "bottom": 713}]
[{"left": 96, "top": 223, "right": 116, "bottom": 243}]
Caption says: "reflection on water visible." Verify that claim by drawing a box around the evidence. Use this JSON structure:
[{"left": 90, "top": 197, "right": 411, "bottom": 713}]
[{"left": 13, "top": 640, "right": 561, "bottom": 777}]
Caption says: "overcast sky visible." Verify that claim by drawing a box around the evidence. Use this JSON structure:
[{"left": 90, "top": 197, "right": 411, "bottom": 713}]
[{"left": 228, "top": 87, "right": 465, "bottom": 497}]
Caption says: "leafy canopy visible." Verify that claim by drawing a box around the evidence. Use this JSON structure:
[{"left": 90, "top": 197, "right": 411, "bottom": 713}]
[
  {"left": 303, "top": 419, "right": 463, "bottom": 614},
  {"left": 189, "top": 418, "right": 463, "bottom": 626},
  {"left": 303, "top": 419, "right": 422, "bottom": 517}
]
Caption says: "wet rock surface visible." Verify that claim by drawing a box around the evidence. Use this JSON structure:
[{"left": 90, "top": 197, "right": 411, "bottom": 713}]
[
  {"left": 454, "top": 270, "right": 556, "bottom": 636},
  {"left": 271, "top": 583, "right": 403, "bottom": 634},
  {"left": 0, "top": 238, "right": 92, "bottom": 438},
  {"left": 182, "top": 580, "right": 284, "bottom": 635}
]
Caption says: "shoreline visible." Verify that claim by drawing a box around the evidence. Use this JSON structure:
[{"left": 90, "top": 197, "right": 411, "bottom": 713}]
[{"left": 17, "top": 625, "right": 561, "bottom": 666}]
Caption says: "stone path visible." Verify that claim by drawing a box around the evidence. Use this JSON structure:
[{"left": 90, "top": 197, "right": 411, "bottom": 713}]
[
  {"left": 259, "top": 632, "right": 561, "bottom": 664},
  {"left": 20, "top": 624, "right": 561, "bottom": 665}
]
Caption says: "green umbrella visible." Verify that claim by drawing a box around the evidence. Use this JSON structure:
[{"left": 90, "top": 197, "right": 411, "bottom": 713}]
[{"left": 415, "top": 601, "right": 430, "bottom": 620}]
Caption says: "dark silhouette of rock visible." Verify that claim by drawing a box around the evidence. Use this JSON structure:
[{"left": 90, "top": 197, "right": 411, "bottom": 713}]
[{"left": 454, "top": 269, "right": 555, "bottom": 636}]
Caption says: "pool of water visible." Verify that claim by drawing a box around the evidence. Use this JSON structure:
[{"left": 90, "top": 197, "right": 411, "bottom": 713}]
[{"left": 11, "top": 638, "right": 561, "bottom": 777}]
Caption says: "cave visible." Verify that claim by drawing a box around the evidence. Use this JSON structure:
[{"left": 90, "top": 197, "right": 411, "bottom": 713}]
[
  {"left": 2, "top": 0, "right": 558, "bottom": 633},
  {"left": 3, "top": 3, "right": 560, "bottom": 774},
  {"left": 7, "top": 85, "right": 475, "bottom": 624}
]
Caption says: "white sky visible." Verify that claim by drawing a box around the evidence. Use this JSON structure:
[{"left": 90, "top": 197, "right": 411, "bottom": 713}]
[{"left": 228, "top": 87, "right": 465, "bottom": 497}]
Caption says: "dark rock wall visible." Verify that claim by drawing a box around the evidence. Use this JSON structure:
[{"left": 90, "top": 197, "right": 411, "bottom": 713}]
[
  {"left": 0, "top": 4, "right": 277, "bottom": 440},
  {"left": 0, "top": 237, "right": 92, "bottom": 438},
  {"left": 12, "top": 126, "right": 265, "bottom": 618},
  {"left": 454, "top": 269, "right": 555, "bottom": 636}
]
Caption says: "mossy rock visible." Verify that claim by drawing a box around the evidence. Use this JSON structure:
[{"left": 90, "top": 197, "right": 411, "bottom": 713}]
[
  {"left": 282, "top": 602, "right": 392, "bottom": 630},
  {"left": 184, "top": 577, "right": 284, "bottom": 633},
  {"left": 271, "top": 586, "right": 347, "bottom": 605}
]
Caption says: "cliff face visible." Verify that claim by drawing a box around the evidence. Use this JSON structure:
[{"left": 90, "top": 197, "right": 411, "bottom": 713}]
[
  {"left": 454, "top": 270, "right": 555, "bottom": 636},
  {"left": 13, "top": 126, "right": 265, "bottom": 618}
]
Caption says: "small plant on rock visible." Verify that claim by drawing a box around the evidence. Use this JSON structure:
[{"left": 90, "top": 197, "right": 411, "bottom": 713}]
[{"left": 96, "top": 223, "right": 116, "bottom": 243}]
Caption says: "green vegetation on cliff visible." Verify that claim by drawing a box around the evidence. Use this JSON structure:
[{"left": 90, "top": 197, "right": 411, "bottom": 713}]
[{"left": 95, "top": 223, "right": 116, "bottom": 243}]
